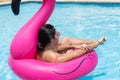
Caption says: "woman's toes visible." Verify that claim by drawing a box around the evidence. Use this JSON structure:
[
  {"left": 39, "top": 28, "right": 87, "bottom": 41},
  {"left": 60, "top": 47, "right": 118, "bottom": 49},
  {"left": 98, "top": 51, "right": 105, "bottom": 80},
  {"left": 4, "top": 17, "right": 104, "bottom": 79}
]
[{"left": 98, "top": 37, "right": 107, "bottom": 44}]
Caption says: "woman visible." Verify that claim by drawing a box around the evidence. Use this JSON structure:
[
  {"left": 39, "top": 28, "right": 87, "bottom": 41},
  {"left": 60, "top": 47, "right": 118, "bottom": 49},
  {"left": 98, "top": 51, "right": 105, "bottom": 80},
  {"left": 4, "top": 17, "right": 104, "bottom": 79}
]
[{"left": 36, "top": 24, "right": 107, "bottom": 63}]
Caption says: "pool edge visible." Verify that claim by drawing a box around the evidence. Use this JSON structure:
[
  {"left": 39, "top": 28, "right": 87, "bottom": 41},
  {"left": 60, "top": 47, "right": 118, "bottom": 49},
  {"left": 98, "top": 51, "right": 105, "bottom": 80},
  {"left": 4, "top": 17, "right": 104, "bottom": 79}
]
[{"left": 1, "top": 0, "right": 120, "bottom": 6}]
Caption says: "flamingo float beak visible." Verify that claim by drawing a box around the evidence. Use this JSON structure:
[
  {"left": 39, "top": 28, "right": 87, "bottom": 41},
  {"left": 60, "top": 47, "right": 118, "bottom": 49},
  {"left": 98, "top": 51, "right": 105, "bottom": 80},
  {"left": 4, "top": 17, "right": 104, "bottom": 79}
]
[{"left": 11, "top": 0, "right": 21, "bottom": 15}]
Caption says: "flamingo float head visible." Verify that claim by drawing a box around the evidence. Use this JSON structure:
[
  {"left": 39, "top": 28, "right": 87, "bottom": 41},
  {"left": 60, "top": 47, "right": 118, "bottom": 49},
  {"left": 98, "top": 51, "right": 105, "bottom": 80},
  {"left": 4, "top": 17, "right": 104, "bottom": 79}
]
[{"left": 11, "top": 0, "right": 21, "bottom": 15}]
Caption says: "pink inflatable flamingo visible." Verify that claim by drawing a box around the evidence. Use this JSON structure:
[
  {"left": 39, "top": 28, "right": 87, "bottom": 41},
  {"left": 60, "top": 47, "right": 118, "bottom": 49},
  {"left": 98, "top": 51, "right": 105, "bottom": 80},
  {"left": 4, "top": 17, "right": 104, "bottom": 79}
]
[{"left": 8, "top": 0, "right": 98, "bottom": 80}]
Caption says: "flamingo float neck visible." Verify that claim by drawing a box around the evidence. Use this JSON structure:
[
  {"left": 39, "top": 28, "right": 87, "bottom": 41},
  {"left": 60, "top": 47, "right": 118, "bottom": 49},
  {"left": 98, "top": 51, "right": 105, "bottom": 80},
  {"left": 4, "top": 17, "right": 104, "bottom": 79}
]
[{"left": 10, "top": 0, "right": 56, "bottom": 59}]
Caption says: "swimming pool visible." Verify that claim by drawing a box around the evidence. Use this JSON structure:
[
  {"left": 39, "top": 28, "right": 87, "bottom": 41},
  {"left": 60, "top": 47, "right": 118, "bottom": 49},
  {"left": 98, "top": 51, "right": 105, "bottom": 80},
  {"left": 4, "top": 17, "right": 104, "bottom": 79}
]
[{"left": 0, "top": 2, "right": 120, "bottom": 80}]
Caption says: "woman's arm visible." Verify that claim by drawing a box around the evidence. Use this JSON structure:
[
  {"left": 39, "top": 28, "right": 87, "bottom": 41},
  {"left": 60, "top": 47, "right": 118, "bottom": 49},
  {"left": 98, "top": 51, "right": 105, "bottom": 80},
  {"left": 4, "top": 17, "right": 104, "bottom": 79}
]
[
  {"left": 57, "top": 36, "right": 94, "bottom": 52},
  {"left": 56, "top": 44, "right": 74, "bottom": 52},
  {"left": 42, "top": 40, "right": 99, "bottom": 63},
  {"left": 57, "top": 42, "right": 90, "bottom": 52},
  {"left": 56, "top": 40, "right": 99, "bottom": 63}
]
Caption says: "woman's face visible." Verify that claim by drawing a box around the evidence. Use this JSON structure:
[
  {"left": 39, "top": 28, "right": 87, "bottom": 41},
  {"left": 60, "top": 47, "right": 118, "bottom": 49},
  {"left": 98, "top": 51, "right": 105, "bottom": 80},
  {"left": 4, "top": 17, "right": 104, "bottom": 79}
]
[
  {"left": 51, "top": 30, "right": 60, "bottom": 45},
  {"left": 55, "top": 30, "right": 60, "bottom": 40}
]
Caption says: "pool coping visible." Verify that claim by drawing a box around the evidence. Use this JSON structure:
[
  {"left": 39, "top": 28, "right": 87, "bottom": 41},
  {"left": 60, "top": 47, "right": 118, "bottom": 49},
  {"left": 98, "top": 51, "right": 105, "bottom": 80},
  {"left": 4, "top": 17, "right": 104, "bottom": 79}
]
[{"left": 1, "top": 0, "right": 120, "bottom": 6}]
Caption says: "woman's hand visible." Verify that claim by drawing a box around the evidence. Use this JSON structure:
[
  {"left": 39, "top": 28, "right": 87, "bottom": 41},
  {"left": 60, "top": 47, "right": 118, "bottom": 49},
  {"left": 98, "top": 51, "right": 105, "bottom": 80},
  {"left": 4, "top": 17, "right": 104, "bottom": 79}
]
[{"left": 73, "top": 43, "right": 90, "bottom": 52}]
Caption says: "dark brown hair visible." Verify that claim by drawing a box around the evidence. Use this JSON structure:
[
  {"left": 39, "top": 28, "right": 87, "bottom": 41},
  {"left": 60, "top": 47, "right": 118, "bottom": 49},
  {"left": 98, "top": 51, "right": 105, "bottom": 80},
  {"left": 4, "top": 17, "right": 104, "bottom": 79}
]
[{"left": 37, "top": 24, "right": 56, "bottom": 51}]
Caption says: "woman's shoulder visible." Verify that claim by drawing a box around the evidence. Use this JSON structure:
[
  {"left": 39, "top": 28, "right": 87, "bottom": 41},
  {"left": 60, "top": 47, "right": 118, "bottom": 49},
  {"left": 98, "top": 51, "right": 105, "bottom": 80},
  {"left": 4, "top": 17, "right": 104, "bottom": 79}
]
[
  {"left": 42, "top": 50, "right": 59, "bottom": 63},
  {"left": 43, "top": 49, "right": 57, "bottom": 55}
]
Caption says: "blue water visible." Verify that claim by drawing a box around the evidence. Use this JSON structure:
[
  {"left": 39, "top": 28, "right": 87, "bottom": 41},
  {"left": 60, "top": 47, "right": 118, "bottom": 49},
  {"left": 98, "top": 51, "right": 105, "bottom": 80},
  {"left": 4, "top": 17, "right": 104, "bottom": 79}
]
[{"left": 0, "top": 2, "right": 120, "bottom": 80}]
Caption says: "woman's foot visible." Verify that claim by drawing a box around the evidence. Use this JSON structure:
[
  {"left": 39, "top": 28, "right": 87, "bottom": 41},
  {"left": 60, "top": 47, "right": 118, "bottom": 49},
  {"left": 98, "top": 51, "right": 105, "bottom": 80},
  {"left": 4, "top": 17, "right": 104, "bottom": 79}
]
[{"left": 97, "top": 37, "right": 107, "bottom": 45}]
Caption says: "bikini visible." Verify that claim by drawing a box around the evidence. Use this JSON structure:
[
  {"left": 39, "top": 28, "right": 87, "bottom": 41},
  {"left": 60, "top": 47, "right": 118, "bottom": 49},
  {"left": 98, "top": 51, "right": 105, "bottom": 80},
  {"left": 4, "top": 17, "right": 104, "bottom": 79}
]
[{"left": 52, "top": 54, "right": 60, "bottom": 63}]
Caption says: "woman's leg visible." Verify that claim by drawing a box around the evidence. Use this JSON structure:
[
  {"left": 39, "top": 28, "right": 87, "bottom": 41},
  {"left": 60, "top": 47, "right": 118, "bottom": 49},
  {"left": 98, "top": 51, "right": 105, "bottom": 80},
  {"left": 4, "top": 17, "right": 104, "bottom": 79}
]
[
  {"left": 61, "top": 36, "right": 104, "bottom": 45},
  {"left": 75, "top": 37, "right": 107, "bottom": 52},
  {"left": 68, "top": 37, "right": 94, "bottom": 44}
]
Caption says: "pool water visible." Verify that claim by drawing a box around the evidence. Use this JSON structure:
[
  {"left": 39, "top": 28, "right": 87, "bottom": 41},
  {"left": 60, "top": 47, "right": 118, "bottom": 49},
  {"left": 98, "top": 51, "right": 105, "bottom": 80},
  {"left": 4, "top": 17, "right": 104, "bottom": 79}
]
[{"left": 0, "top": 2, "right": 120, "bottom": 80}]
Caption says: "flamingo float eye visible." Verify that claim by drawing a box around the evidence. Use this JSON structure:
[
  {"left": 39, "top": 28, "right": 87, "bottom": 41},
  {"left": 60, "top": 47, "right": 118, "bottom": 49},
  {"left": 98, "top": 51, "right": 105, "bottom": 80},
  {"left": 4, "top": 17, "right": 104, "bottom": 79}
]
[{"left": 11, "top": 0, "right": 21, "bottom": 15}]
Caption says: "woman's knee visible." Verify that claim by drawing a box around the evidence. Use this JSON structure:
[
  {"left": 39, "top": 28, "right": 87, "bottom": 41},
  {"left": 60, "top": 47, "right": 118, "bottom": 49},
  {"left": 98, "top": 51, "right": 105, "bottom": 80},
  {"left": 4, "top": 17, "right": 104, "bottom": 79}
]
[{"left": 61, "top": 36, "right": 71, "bottom": 44}]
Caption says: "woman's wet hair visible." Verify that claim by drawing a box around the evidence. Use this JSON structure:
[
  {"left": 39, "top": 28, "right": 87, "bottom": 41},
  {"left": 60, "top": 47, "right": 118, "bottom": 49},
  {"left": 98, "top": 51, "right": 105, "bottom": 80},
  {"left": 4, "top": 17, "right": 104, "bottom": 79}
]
[{"left": 37, "top": 24, "right": 56, "bottom": 51}]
